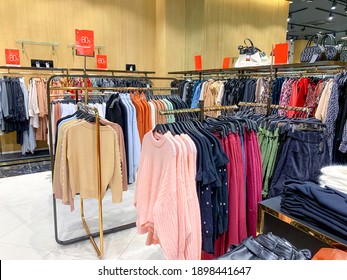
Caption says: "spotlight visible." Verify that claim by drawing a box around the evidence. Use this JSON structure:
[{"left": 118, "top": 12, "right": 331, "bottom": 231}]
[
  {"left": 331, "top": 0, "right": 337, "bottom": 10},
  {"left": 301, "top": 26, "right": 306, "bottom": 31},
  {"left": 345, "top": 6, "right": 347, "bottom": 13},
  {"left": 329, "top": 12, "right": 334, "bottom": 20},
  {"left": 287, "top": 13, "right": 292, "bottom": 22}
]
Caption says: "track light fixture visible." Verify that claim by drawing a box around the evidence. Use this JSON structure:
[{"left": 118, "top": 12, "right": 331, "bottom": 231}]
[
  {"left": 328, "top": 12, "right": 334, "bottom": 20},
  {"left": 287, "top": 13, "right": 292, "bottom": 22},
  {"left": 331, "top": 0, "right": 337, "bottom": 10}
]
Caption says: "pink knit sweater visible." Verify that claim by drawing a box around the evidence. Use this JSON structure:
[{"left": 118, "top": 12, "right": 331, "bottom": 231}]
[{"left": 135, "top": 131, "right": 201, "bottom": 260}]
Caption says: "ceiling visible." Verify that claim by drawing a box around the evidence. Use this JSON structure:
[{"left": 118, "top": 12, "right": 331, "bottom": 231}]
[{"left": 286, "top": 0, "right": 347, "bottom": 42}]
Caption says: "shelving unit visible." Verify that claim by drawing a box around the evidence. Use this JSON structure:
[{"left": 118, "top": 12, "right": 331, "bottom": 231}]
[
  {"left": 258, "top": 196, "right": 347, "bottom": 254},
  {"left": 168, "top": 61, "right": 347, "bottom": 76}
]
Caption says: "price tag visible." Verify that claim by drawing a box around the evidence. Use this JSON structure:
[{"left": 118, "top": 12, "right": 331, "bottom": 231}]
[
  {"left": 96, "top": 55, "right": 107, "bottom": 69},
  {"left": 5, "top": 49, "right": 20, "bottom": 66},
  {"left": 75, "top": 29, "right": 94, "bottom": 57},
  {"left": 222, "top": 57, "right": 231, "bottom": 69},
  {"left": 194, "top": 55, "right": 202, "bottom": 70}
]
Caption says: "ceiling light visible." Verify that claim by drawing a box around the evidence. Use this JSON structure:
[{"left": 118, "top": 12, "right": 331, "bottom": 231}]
[
  {"left": 331, "top": 0, "right": 337, "bottom": 10},
  {"left": 287, "top": 13, "right": 292, "bottom": 22},
  {"left": 345, "top": 6, "right": 347, "bottom": 13},
  {"left": 328, "top": 12, "right": 334, "bottom": 20},
  {"left": 307, "top": 0, "right": 313, "bottom": 3},
  {"left": 289, "top": 1, "right": 293, "bottom": 3}
]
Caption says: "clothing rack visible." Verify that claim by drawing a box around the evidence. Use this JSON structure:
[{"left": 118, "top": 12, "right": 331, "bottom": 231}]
[
  {"left": 238, "top": 101, "right": 310, "bottom": 117},
  {"left": 49, "top": 86, "right": 178, "bottom": 92},
  {"left": 76, "top": 102, "right": 104, "bottom": 257},
  {"left": 160, "top": 102, "right": 238, "bottom": 122},
  {"left": 168, "top": 61, "right": 347, "bottom": 77},
  {"left": 46, "top": 72, "right": 179, "bottom": 258}
]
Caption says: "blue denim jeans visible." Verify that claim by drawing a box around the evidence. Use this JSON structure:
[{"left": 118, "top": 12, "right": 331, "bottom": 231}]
[{"left": 268, "top": 129, "right": 330, "bottom": 198}]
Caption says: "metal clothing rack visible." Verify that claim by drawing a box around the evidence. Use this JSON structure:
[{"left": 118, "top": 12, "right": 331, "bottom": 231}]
[
  {"left": 238, "top": 102, "right": 310, "bottom": 117},
  {"left": 167, "top": 62, "right": 346, "bottom": 117},
  {"left": 76, "top": 102, "right": 104, "bottom": 257},
  {"left": 46, "top": 72, "right": 179, "bottom": 258},
  {"left": 160, "top": 102, "right": 239, "bottom": 122}
]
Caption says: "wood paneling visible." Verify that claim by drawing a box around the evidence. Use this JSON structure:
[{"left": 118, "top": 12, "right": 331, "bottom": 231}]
[
  {"left": 293, "top": 40, "right": 308, "bottom": 63},
  {"left": 0, "top": 0, "right": 157, "bottom": 70},
  {"left": 165, "top": 0, "right": 289, "bottom": 71}
]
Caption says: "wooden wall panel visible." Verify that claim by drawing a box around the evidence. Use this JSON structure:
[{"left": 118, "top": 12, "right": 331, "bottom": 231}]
[
  {"left": 0, "top": 0, "right": 157, "bottom": 70},
  {"left": 166, "top": 0, "right": 289, "bottom": 71},
  {"left": 294, "top": 40, "right": 308, "bottom": 63}
]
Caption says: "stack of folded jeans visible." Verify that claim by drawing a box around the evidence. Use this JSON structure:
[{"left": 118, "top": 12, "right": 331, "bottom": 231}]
[{"left": 280, "top": 180, "right": 347, "bottom": 240}]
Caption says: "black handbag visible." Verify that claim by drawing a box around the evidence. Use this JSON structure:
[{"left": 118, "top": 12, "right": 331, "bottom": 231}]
[
  {"left": 321, "top": 34, "right": 340, "bottom": 61},
  {"left": 215, "top": 233, "right": 312, "bottom": 260},
  {"left": 340, "top": 41, "right": 347, "bottom": 62},
  {"left": 300, "top": 34, "right": 325, "bottom": 63},
  {"left": 238, "top": 38, "right": 263, "bottom": 56}
]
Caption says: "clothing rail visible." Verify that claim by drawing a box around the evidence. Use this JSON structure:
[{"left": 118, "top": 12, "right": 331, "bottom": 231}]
[
  {"left": 168, "top": 61, "right": 347, "bottom": 76},
  {"left": 238, "top": 101, "right": 310, "bottom": 116},
  {"left": 160, "top": 102, "right": 239, "bottom": 122},
  {"left": 49, "top": 86, "right": 178, "bottom": 91},
  {"left": 46, "top": 73, "right": 179, "bottom": 258}
]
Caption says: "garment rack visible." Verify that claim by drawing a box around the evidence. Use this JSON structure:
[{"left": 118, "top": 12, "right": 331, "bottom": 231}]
[
  {"left": 76, "top": 102, "right": 104, "bottom": 257},
  {"left": 46, "top": 73, "right": 179, "bottom": 258},
  {"left": 160, "top": 102, "right": 239, "bottom": 122},
  {"left": 238, "top": 101, "right": 310, "bottom": 116}
]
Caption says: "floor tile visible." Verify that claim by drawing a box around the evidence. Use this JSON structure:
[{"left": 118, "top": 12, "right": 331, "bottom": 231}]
[
  {"left": 119, "top": 233, "right": 165, "bottom": 260},
  {"left": 44, "top": 250, "right": 95, "bottom": 260},
  {"left": 0, "top": 210, "right": 57, "bottom": 251},
  {"left": 0, "top": 171, "right": 161, "bottom": 260},
  {"left": 0, "top": 242, "right": 51, "bottom": 260}
]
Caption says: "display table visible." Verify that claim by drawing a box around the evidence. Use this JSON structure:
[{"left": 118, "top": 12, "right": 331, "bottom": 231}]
[{"left": 258, "top": 196, "right": 347, "bottom": 255}]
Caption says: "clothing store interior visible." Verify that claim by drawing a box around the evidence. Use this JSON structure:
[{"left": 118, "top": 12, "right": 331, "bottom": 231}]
[{"left": 1, "top": 0, "right": 347, "bottom": 261}]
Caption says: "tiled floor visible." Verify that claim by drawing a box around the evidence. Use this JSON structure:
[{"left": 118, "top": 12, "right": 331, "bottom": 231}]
[{"left": 0, "top": 171, "right": 165, "bottom": 260}]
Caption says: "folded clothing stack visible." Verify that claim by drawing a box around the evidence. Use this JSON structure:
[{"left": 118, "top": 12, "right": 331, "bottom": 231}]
[
  {"left": 280, "top": 180, "right": 347, "bottom": 240},
  {"left": 319, "top": 165, "right": 347, "bottom": 194}
]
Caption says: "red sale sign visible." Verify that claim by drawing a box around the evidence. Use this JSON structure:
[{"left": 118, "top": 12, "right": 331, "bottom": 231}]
[
  {"left": 5, "top": 49, "right": 20, "bottom": 66},
  {"left": 194, "top": 55, "right": 202, "bottom": 70},
  {"left": 96, "top": 55, "right": 107, "bottom": 69},
  {"left": 75, "top": 29, "right": 94, "bottom": 57}
]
